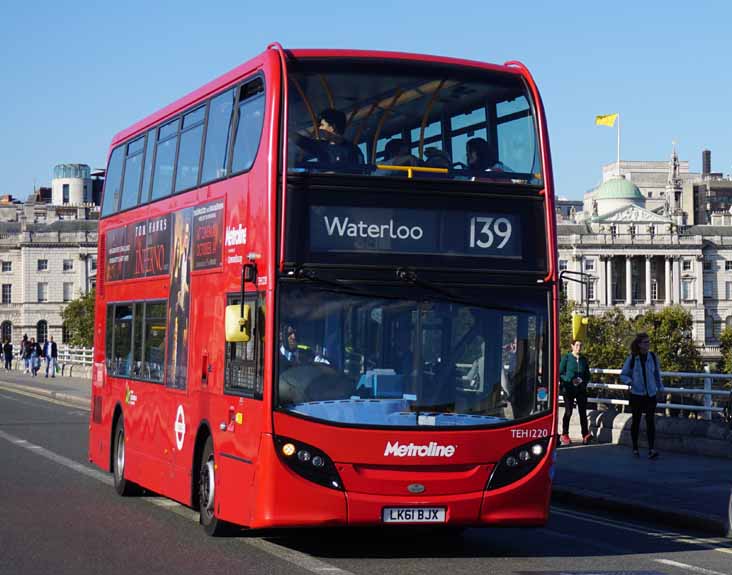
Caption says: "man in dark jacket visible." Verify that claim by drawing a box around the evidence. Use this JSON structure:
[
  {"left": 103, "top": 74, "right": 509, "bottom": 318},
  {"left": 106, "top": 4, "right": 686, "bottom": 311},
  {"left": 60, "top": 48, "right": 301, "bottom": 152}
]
[
  {"left": 43, "top": 335, "right": 58, "bottom": 378},
  {"left": 558, "top": 339, "right": 592, "bottom": 446}
]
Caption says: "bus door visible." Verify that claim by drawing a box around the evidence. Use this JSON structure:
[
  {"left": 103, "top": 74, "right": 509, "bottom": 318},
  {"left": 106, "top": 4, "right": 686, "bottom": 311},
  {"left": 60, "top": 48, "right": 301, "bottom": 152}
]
[{"left": 216, "top": 293, "right": 264, "bottom": 523}]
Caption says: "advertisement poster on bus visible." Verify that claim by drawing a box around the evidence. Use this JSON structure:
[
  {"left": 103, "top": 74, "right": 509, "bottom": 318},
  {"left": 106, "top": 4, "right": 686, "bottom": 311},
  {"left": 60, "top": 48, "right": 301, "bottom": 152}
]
[
  {"left": 166, "top": 208, "right": 192, "bottom": 390},
  {"left": 192, "top": 200, "right": 224, "bottom": 270},
  {"left": 105, "top": 225, "right": 131, "bottom": 282},
  {"left": 131, "top": 215, "right": 171, "bottom": 279}
]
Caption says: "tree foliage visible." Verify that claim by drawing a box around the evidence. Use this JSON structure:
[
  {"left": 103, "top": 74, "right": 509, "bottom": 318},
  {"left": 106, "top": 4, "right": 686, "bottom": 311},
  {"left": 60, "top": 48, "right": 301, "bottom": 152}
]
[
  {"left": 61, "top": 289, "right": 95, "bottom": 348},
  {"left": 633, "top": 305, "right": 701, "bottom": 373},
  {"left": 717, "top": 327, "right": 732, "bottom": 374}
]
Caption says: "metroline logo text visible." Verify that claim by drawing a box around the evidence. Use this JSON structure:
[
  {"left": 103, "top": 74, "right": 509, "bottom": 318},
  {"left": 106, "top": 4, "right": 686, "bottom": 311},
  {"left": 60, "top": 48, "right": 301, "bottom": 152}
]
[{"left": 383, "top": 441, "right": 456, "bottom": 458}]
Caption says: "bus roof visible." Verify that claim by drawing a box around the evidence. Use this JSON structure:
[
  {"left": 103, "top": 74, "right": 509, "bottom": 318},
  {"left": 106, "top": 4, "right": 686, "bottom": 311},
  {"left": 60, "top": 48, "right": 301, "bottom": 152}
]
[{"left": 111, "top": 46, "right": 528, "bottom": 148}]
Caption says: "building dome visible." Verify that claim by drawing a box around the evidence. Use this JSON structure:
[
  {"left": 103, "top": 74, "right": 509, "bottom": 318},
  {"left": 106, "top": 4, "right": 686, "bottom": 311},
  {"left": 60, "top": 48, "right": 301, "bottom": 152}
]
[
  {"left": 593, "top": 175, "right": 645, "bottom": 217},
  {"left": 595, "top": 176, "right": 644, "bottom": 201}
]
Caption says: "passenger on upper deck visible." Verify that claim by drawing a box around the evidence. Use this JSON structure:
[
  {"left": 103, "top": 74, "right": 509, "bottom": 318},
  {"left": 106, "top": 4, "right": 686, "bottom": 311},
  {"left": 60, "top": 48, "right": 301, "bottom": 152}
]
[
  {"left": 292, "top": 108, "right": 363, "bottom": 169},
  {"left": 466, "top": 137, "right": 511, "bottom": 175}
]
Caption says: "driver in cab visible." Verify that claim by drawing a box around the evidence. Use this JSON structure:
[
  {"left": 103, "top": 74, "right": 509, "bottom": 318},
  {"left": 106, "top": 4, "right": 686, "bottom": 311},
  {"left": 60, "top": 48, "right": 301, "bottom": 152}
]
[{"left": 279, "top": 325, "right": 300, "bottom": 369}]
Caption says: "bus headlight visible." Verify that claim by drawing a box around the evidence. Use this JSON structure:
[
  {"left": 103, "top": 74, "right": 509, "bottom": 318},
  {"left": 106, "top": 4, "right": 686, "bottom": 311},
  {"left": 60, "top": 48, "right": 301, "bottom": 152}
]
[
  {"left": 486, "top": 437, "right": 550, "bottom": 490},
  {"left": 274, "top": 436, "right": 343, "bottom": 490}
]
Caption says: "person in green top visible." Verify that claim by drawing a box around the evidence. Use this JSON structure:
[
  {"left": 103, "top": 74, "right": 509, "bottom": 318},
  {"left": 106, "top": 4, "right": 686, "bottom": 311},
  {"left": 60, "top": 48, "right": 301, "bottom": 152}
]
[{"left": 559, "top": 339, "right": 592, "bottom": 446}]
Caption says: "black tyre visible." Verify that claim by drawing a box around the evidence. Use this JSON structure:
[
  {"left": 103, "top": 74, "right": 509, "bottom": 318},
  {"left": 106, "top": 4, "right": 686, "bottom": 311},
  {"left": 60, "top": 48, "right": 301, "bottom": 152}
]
[
  {"left": 112, "top": 417, "right": 139, "bottom": 496},
  {"left": 199, "top": 436, "right": 230, "bottom": 536}
]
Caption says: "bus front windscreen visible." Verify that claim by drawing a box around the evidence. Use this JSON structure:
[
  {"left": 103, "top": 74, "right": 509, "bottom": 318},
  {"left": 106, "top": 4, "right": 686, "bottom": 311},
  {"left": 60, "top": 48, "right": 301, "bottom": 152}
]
[
  {"left": 287, "top": 59, "right": 543, "bottom": 184},
  {"left": 276, "top": 284, "right": 550, "bottom": 428}
]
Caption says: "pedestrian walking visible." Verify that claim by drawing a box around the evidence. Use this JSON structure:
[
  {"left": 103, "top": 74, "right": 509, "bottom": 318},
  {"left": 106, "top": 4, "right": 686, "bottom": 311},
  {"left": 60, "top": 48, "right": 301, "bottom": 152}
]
[
  {"left": 559, "top": 339, "right": 592, "bottom": 446},
  {"left": 29, "top": 337, "right": 42, "bottom": 377},
  {"left": 620, "top": 332, "right": 664, "bottom": 459},
  {"left": 20, "top": 334, "right": 30, "bottom": 373},
  {"left": 43, "top": 335, "right": 58, "bottom": 378},
  {"left": 3, "top": 338, "right": 12, "bottom": 370}
]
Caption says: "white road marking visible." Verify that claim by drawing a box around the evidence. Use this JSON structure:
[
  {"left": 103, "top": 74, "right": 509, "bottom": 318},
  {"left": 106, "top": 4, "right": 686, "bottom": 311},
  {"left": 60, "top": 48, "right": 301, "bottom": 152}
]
[
  {"left": 0, "top": 427, "right": 356, "bottom": 575},
  {"left": 0, "top": 383, "right": 90, "bottom": 411},
  {"left": 0, "top": 429, "right": 112, "bottom": 485},
  {"left": 655, "top": 558, "right": 730, "bottom": 575},
  {"left": 553, "top": 507, "right": 732, "bottom": 554}
]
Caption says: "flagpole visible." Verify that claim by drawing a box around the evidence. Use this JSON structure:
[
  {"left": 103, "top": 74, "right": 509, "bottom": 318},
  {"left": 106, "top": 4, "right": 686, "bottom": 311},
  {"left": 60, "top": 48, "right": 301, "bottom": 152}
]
[{"left": 616, "top": 113, "right": 621, "bottom": 177}]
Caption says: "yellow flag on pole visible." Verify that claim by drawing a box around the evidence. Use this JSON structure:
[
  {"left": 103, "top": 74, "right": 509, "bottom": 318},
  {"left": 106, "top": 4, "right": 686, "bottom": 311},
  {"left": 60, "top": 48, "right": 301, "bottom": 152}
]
[{"left": 595, "top": 113, "right": 618, "bottom": 127}]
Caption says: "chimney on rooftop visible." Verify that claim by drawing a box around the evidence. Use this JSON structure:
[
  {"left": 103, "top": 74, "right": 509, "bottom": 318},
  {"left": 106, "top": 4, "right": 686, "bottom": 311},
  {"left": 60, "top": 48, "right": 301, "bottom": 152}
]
[{"left": 702, "top": 149, "right": 711, "bottom": 177}]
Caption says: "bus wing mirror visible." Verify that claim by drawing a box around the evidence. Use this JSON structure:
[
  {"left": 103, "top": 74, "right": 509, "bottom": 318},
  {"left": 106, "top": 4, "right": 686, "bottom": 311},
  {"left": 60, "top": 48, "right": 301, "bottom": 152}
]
[{"left": 225, "top": 304, "right": 251, "bottom": 342}]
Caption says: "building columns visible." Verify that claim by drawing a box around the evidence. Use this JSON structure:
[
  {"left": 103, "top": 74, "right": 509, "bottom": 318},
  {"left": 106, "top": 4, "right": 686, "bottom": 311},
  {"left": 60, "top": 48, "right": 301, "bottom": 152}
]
[
  {"left": 665, "top": 256, "right": 672, "bottom": 304},
  {"left": 672, "top": 256, "right": 681, "bottom": 303},
  {"left": 599, "top": 256, "right": 607, "bottom": 306},
  {"left": 625, "top": 255, "right": 633, "bottom": 305},
  {"left": 696, "top": 255, "right": 704, "bottom": 304},
  {"left": 645, "top": 256, "right": 652, "bottom": 305},
  {"left": 607, "top": 256, "right": 614, "bottom": 305}
]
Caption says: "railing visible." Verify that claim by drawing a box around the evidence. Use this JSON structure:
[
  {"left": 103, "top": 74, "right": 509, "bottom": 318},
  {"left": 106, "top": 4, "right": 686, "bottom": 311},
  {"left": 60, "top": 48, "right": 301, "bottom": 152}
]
[{"left": 564, "top": 367, "right": 732, "bottom": 423}]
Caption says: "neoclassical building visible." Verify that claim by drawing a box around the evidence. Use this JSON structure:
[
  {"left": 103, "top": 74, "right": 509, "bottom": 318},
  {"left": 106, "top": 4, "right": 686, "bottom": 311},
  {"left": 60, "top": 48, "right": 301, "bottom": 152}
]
[
  {"left": 558, "top": 150, "right": 732, "bottom": 361},
  {"left": 0, "top": 164, "right": 99, "bottom": 346}
]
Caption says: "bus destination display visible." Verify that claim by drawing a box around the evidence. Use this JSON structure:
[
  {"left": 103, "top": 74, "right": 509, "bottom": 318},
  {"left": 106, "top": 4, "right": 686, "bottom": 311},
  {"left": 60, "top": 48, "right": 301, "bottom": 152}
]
[{"left": 309, "top": 206, "right": 521, "bottom": 258}]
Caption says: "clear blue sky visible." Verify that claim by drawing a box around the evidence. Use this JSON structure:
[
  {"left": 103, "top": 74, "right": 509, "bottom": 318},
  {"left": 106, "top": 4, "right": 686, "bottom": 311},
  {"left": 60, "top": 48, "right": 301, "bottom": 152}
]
[{"left": 2, "top": 0, "right": 730, "bottom": 200}]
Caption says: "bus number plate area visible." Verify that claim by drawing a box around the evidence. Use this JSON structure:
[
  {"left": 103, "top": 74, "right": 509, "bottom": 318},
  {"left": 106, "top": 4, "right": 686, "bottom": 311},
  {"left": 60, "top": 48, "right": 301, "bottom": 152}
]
[{"left": 382, "top": 507, "right": 446, "bottom": 524}]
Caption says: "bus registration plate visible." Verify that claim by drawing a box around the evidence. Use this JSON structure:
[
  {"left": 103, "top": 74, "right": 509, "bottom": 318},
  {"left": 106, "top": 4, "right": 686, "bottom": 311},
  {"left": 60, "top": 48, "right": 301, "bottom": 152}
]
[{"left": 382, "top": 507, "right": 446, "bottom": 523}]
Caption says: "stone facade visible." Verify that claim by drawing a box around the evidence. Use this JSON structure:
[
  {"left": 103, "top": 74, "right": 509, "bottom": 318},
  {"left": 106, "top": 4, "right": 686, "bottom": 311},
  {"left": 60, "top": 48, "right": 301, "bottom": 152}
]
[
  {"left": 559, "top": 149, "right": 732, "bottom": 361},
  {"left": 0, "top": 201, "right": 98, "bottom": 346}
]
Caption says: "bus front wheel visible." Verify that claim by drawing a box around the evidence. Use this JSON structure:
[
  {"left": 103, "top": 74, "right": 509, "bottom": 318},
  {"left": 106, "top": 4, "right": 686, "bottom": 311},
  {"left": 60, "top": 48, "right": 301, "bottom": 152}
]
[
  {"left": 199, "top": 436, "right": 230, "bottom": 536},
  {"left": 112, "top": 417, "right": 139, "bottom": 496}
]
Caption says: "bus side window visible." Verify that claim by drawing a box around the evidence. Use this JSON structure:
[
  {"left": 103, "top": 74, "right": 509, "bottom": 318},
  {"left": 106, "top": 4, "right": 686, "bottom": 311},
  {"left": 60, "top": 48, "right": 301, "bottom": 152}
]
[
  {"left": 175, "top": 106, "right": 205, "bottom": 193},
  {"left": 231, "top": 78, "right": 265, "bottom": 174},
  {"left": 119, "top": 136, "right": 145, "bottom": 212},
  {"left": 151, "top": 118, "right": 180, "bottom": 201},
  {"left": 224, "top": 293, "right": 263, "bottom": 398},
  {"left": 101, "top": 146, "right": 124, "bottom": 217},
  {"left": 201, "top": 88, "right": 235, "bottom": 184}
]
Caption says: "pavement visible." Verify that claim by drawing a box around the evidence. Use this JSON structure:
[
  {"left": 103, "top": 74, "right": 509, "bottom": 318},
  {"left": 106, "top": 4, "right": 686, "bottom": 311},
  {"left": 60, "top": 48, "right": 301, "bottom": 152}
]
[{"left": 1, "top": 369, "right": 730, "bottom": 538}]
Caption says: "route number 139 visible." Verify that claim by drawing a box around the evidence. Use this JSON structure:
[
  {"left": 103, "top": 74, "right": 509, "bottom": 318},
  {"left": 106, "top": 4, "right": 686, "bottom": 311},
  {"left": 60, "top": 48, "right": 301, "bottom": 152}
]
[{"left": 469, "top": 217, "right": 513, "bottom": 249}]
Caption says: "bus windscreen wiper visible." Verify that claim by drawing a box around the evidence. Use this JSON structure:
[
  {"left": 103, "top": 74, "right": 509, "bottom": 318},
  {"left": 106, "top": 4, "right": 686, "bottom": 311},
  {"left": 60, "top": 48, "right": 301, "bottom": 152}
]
[
  {"left": 294, "top": 267, "right": 380, "bottom": 298},
  {"left": 395, "top": 267, "right": 527, "bottom": 313}
]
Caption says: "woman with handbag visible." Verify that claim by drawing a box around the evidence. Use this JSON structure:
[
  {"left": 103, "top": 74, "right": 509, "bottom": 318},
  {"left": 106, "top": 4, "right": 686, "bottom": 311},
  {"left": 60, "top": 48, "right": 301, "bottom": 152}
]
[
  {"left": 620, "top": 332, "right": 664, "bottom": 459},
  {"left": 558, "top": 339, "right": 592, "bottom": 446}
]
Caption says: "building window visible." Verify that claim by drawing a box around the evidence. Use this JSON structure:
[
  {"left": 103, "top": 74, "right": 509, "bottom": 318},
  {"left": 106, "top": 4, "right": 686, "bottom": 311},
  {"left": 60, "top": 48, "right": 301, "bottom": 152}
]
[
  {"left": 1, "top": 321, "right": 11, "bottom": 342},
  {"left": 37, "top": 282, "right": 48, "bottom": 302},
  {"left": 703, "top": 260, "right": 712, "bottom": 271},
  {"left": 651, "top": 280, "right": 658, "bottom": 301},
  {"left": 63, "top": 259, "right": 74, "bottom": 272},
  {"left": 63, "top": 283, "right": 74, "bottom": 302},
  {"left": 559, "top": 259, "right": 568, "bottom": 271},
  {"left": 705, "top": 315, "right": 713, "bottom": 342},
  {"left": 36, "top": 320, "right": 47, "bottom": 344},
  {"left": 682, "top": 279, "right": 694, "bottom": 301},
  {"left": 1, "top": 261, "right": 10, "bottom": 272},
  {"left": 682, "top": 259, "right": 692, "bottom": 271},
  {"left": 726, "top": 261, "right": 732, "bottom": 271},
  {"left": 90, "top": 257, "right": 97, "bottom": 271},
  {"left": 62, "top": 183, "right": 70, "bottom": 204},
  {"left": 587, "top": 281, "right": 595, "bottom": 301},
  {"left": 37, "top": 259, "right": 48, "bottom": 272},
  {"left": 1, "top": 284, "right": 10, "bottom": 304},
  {"left": 584, "top": 259, "right": 595, "bottom": 272},
  {"left": 726, "top": 282, "right": 732, "bottom": 300},
  {"left": 62, "top": 323, "right": 71, "bottom": 344}
]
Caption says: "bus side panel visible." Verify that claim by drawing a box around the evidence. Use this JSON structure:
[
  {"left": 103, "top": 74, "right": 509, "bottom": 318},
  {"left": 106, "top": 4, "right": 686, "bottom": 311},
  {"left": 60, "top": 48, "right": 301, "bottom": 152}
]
[{"left": 249, "top": 433, "right": 348, "bottom": 528}]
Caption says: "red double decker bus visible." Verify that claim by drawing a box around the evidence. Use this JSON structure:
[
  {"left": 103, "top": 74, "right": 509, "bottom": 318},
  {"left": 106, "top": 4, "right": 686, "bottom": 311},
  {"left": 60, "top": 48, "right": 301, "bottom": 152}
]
[{"left": 89, "top": 44, "right": 558, "bottom": 534}]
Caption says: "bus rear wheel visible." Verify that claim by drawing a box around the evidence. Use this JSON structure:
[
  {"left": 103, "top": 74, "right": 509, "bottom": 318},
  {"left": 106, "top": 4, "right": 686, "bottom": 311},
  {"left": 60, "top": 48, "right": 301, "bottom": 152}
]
[
  {"left": 113, "top": 417, "right": 139, "bottom": 496},
  {"left": 199, "top": 436, "right": 230, "bottom": 536}
]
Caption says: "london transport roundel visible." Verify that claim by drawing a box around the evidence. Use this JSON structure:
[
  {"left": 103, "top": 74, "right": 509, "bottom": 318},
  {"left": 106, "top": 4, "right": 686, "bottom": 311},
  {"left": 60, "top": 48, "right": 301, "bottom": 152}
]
[{"left": 175, "top": 405, "right": 186, "bottom": 451}]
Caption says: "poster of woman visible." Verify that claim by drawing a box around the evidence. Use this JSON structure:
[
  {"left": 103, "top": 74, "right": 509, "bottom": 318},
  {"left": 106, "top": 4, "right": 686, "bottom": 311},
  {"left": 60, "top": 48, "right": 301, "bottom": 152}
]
[{"left": 166, "top": 208, "right": 192, "bottom": 389}]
